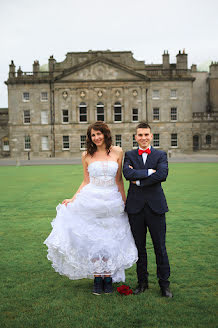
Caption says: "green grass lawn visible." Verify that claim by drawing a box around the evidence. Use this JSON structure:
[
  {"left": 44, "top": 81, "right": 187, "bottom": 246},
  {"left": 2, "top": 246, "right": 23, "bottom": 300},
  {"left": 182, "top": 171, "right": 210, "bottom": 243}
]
[{"left": 0, "top": 163, "right": 217, "bottom": 328}]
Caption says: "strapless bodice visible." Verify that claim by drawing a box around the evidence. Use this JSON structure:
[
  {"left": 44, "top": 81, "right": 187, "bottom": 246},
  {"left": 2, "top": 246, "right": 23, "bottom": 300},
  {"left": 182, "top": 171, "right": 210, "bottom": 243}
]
[{"left": 88, "top": 161, "right": 118, "bottom": 187}]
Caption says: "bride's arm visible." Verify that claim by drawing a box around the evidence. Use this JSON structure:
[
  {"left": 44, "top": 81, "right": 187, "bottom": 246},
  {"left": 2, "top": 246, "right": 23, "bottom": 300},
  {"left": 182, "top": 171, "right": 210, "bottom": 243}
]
[
  {"left": 62, "top": 152, "right": 90, "bottom": 206},
  {"left": 115, "top": 148, "right": 126, "bottom": 204}
]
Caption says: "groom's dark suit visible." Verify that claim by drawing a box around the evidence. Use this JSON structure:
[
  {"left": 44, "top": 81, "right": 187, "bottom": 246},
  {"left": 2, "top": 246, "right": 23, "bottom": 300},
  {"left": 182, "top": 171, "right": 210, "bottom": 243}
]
[{"left": 123, "top": 147, "right": 170, "bottom": 288}]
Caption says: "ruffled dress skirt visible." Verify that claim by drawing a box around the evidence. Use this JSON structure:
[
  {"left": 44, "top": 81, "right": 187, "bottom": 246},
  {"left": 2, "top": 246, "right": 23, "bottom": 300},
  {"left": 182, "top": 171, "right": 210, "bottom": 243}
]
[{"left": 44, "top": 161, "right": 138, "bottom": 282}]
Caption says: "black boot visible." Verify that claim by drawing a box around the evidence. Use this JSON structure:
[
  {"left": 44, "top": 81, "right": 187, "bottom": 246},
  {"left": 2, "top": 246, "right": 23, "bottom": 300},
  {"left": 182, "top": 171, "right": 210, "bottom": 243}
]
[
  {"left": 104, "top": 277, "right": 113, "bottom": 294},
  {"left": 133, "top": 282, "right": 148, "bottom": 295},
  {"left": 92, "top": 277, "right": 103, "bottom": 295}
]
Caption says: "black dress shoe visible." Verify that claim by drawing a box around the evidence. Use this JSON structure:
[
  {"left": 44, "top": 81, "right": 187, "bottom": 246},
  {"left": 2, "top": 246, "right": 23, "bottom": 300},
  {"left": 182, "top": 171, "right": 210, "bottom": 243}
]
[
  {"left": 161, "top": 287, "right": 173, "bottom": 298},
  {"left": 133, "top": 282, "right": 148, "bottom": 295}
]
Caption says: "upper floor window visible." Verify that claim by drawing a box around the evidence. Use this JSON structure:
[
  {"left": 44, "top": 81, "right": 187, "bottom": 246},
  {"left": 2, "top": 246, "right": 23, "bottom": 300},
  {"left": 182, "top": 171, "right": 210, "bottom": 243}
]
[
  {"left": 41, "top": 111, "right": 48, "bottom": 124},
  {"left": 170, "top": 89, "right": 177, "bottom": 98},
  {"left": 132, "top": 134, "right": 138, "bottom": 148},
  {"left": 23, "top": 110, "right": 30, "bottom": 124},
  {"left": 79, "top": 102, "right": 87, "bottom": 122},
  {"left": 115, "top": 134, "right": 122, "bottom": 147},
  {"left": 114, "top": 102, "right": 122, "bottom": 122},
  {"left": 96, "top": 102, "right": 104, "bottom": 121},
  {"left": 41, "top": 136, "right": 49, "bottom": 150},
  {"left": 63, "top": 136, "right": 69, "bottom": 150},
  {"left": 206, "top": 135, "right": 211, "bottom": 145},
  {"left": 171, "top": 107, "right": 177, "bottom": 121},
  {"left": 80, "top": 135, "right": 86, "bottom": 150},
  {"left": 24, "top": 136, "right": 31, "bottom": 150},
  {"left": 171, "top": 133, "right": 178, "bottom": 147},
  {"left": 23, "top": 92, "right": 30, "bottom": 102},
  {"left": 132, "top": 108, "right": 138, "bottom": 122},
  {"left": 3, "top": 138, "right": 9, "bottom": 151},
  {"left": 152, "top": 90, "right": 160, "bottom": 99},
  {"left": 153, "top": 134, "right": 160, "bottom": 147},
  {"left": 62, "top": 109, "right": 69, "bottom": 123},
  {"left": 153, "top": 108, "right": 160, "bottom": 121},
  {"left": 41, "top": 92, "right": 48, "bottom": 101}
]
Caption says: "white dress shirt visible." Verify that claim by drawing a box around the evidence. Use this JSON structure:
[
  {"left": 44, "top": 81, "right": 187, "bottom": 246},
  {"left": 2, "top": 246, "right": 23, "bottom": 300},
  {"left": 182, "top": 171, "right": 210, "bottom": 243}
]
[{"left": 136, "top": 146, "right": 153, "bottom": 186}]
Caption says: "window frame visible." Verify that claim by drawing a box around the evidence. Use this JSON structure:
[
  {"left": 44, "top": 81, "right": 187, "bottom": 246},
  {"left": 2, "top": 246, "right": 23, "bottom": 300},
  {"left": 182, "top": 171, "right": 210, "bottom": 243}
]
[
  {"left": 41, "top": 136, "right": 49, "bottom": 151},
  {"left": 114, "top": 102, "right": 122, "bottom": 122},
  {"left": 41, "top": 92, "right": 48, "bottom": 102},
  {"left": 23, "top": 92, "right": 30, "bottom": 102},
  {"left": 79, "top": 103, "right": 87, "bottom": 123},
  {"left": 132, "top": 108, "right": 139, "bottom": 122},
  {"left": 171, "top": 107, "right": 177, "bottom": 121},
  {"left": 153, "top": 107, "right": 160, "bottom": 121},
  {"left": 62, "top": 109, "right": 69, "bottom": 124},
  {"left": 62, "top": 135, "right": 70, "bottom": 150},
  {"left": 132, "top": 134, "right": 138, "bottom": 149},
  {"left": 171, "top": 133, "right": 178, "bottom": 148},
  {"left": 115, "top": 134, "right": 122, "bottom": 147},
  {"left": 170, "top": 89, "right": 177, "bottom": 99},
  {"left": 96, "top": 102, "right": 105, "bottom": 122},
  {"left": 152, "top": 89, "right": 160, "bottom": 99},
  {"left": 153, "top": 133, "right": 160, "bottom": 148},
  {"left": 206, "top": 135, "right": 211, "bottom": 145},
  {"left": 23, "top": 110, "right": 31, "bottom": 124},
  {"left": 41, "top": 111, "right": 49, "bottom": 124},
  {"left": 24, "top": 136, "right": 31, "bottom": 150},
  {"left": 80, "top": 135, "right": 86, "bottom": 150}
]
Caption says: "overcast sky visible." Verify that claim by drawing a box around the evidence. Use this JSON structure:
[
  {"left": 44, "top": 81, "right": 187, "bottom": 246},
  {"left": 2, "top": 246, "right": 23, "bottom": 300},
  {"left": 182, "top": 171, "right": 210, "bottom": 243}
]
[{"left": 0, "top": 0, "right": 218, "bottom": 107}]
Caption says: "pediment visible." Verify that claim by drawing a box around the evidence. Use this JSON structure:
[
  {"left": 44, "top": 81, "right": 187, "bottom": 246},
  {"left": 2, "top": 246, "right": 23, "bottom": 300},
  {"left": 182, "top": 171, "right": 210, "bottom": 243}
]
[{"left": 55, "top": 58, "right": 148, "bottom": 81}]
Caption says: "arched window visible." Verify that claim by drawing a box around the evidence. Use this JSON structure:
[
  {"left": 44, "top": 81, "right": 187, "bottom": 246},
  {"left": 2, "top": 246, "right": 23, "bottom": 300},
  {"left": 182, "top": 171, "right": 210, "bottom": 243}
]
[
  {"left": 96, "top": 102, "right": 104, "bottom": 121},
  {"left": 114, "top": 102, "right": 122, "bottom": 122},
  {"left": 206, "top": 135, "right": 211, "bottom": 145},
  {"left": 79, "top": 102, "right": 87, "bottom": 122}
]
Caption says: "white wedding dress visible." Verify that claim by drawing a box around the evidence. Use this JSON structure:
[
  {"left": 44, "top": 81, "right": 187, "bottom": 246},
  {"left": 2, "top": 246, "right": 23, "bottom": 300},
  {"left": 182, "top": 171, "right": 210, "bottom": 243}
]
[{"left": 44, "top": 161, "right": 138, "bottom": 282}]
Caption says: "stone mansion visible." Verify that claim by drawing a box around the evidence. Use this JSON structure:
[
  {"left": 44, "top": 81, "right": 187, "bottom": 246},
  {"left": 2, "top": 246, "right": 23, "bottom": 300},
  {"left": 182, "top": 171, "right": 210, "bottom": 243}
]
[{"left": 1, "top": 50, "right": 218, "bottom": 158}]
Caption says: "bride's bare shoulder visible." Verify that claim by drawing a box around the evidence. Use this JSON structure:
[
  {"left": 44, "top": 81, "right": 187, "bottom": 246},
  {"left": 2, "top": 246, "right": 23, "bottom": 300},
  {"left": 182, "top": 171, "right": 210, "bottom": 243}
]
[{"left": 111, "top": 145, "right": 123, "bottom": 154}]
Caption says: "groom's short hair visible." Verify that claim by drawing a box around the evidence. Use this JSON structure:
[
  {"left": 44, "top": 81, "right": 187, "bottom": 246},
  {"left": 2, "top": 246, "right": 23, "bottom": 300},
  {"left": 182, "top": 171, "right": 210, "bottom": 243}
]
[{"left": 136, "top": 122, "right": 151, "bottom": 131}]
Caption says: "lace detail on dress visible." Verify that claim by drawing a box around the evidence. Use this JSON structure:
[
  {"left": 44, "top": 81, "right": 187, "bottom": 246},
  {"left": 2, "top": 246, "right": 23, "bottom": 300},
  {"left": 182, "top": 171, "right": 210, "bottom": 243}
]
[{"left": 88, "top": 161, "right": 118, "bottom": 187}]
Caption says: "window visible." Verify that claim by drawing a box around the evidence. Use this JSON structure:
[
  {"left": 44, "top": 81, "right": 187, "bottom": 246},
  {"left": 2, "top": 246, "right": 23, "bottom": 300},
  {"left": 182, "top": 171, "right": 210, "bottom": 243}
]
[
  {"left": 23, "top": 110, "right": 30, "bottom": 124},
  {"left": 80, "top": 135, "right": 86, "bottom": 149},
  {"left": 63, "top": 136, "right": 69, "bottom": 150},
  {"left": 171, "top": 107, "right": 177, "bottom": 121},
  {"left": 41, "top": 136, "right": 49, "bottom": 150},
  {"left": 152, "top": 90, "right": 160, "bottom": 99},
  {"left": 41, "top": 92, "right": 48, "bottom": 101},
  {"left": 62, "top": 109, "right": 69, "bottom": 123},
  {"left": 79, "top": 103, "right": 87, "bottom": 122},
  {"left": 206, "top": 135, "right": 211, "bottom": 145},
  {"left": 114, "top": 102, "right": 122, "bottom": 122},
  {"left": 41, "top": 111, "right": 48, "bottom": 124},
  {"left": 153, "top": 134, "right": 160, "bottom": 147},
  {"left": 171, "top": 134, "right": 178, "bottom": 147},
  {"left": 132, "top": 108, "right": 138, "bottom": 122},
  {"left": 24, "top": 136, "right": 31, "bottom": 150},
  {"left": 3, "top": 138, "right": 9, "bottom": 151},
  {"left": 23, "top": 92, "right": 30, "bottom": 101},
  {"left": 115, "top": 135, "right": 122, "bottom": 147},
  {"left": 170, "top": 89, "right": 177, "bottom": 98},
  {"left": 153, "top": 108, "right": 159, "bottom": 121},
  {"left": 132, "top": 134, "right": 138, "bottom": 148},
  {"left": 96, "top": 102, "right": 104, "bottom": 121}
]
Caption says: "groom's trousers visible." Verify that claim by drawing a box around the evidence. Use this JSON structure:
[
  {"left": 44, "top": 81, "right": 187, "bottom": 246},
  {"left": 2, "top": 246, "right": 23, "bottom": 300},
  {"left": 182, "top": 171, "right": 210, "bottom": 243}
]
[{"left": 128, "top": 202, "right": 170, "bottom": 288}]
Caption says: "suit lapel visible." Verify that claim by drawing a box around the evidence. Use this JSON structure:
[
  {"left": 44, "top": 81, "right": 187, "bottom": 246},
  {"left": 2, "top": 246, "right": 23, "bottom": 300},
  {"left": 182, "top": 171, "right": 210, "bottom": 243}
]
[
  {"left": 136, "top": 148, "right": 145, "bottom": 168},
  {"left": 145, "top": 146, "right": 155, "bottom": 168}
]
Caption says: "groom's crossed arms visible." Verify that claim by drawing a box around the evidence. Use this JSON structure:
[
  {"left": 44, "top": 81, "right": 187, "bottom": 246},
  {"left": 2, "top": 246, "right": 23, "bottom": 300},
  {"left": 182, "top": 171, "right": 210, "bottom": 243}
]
[{"left": 123, "top": 151, "right": 168, "bottom": 187}]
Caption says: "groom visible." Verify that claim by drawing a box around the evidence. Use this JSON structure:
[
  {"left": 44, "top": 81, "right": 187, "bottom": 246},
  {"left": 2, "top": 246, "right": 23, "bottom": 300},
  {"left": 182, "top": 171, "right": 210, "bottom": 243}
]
[{"left": 123, "top": 122, "right": 173, "bottom": 297}]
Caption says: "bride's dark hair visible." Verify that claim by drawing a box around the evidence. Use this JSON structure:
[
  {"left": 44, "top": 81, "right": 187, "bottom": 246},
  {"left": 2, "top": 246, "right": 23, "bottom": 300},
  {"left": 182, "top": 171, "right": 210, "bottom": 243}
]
[{"left": 86, "top": 121, "right": 112, "bottom": 156}]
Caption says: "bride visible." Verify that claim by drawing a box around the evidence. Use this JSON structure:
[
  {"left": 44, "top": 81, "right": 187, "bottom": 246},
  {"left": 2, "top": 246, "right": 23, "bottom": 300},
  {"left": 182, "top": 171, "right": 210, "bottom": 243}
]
[{"left": 44, "top": 121, "right": 138, "bottom": 295}]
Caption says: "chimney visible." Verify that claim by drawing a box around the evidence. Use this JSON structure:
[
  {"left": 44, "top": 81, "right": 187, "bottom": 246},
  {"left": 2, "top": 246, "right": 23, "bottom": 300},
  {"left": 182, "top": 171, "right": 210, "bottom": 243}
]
[
  {"left": 162, "top": 50, "right": 170, "bottom": 69},
  {"left": 49, "top": 55, "right": 56, "bottom": 73},
  {"left": 33, "top": 60, "right": 40, "bottom": 76},
  {"left": 191, "top": 64, "right": 197, "bottom": 72},
  {"left": 17, "top": 66, "right": 23, "bottom": 77},
  {"left": 176, "top": 49, "right": 188, "bottom": 70},
  {"left": 9, "top": 60, "right": 16, "bottom": 78}
]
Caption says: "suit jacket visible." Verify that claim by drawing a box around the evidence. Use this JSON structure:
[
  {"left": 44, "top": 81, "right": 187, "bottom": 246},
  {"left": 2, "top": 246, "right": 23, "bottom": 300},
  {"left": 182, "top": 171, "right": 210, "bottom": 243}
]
[{"left": 123, "top": 147, "right": 169, "bottom": 215}]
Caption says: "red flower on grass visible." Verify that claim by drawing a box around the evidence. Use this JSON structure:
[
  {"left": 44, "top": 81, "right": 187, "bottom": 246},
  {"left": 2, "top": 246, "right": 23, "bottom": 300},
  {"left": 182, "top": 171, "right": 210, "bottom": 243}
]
[{"left": 117, "top": 285, "right": 133, "bottom": 295}]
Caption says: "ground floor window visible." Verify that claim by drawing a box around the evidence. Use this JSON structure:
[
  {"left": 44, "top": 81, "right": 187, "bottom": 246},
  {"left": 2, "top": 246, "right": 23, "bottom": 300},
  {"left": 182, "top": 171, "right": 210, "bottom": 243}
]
[
  {"left": 41, "top": 136, "right": 49, "bottom": 150},
  {"left": 3, "top": 138, "right": 9, "bottom": 151},
  {"left": 153, "top": 134, "right": 160, "bottom": 147},
  {"left": 171, "top": 133, "right": 178, "bottom": 147},
  {"left": 206, "top": 135, "right": 211, "bottom": 145},
  {"left": 80, "top": 135, "right": 86, "bottom": 150},
  {"left": 24, "top": 136, "right": 31, "bottom": 150},
  {"left": 115, "top": 134, "right": 122, "bottom": 147},
  {"left": 63, "top": 136, "right": 69, "bottom": 150},
  {"left": 132, "top": 134, "right": 138, "bottom": 148}
]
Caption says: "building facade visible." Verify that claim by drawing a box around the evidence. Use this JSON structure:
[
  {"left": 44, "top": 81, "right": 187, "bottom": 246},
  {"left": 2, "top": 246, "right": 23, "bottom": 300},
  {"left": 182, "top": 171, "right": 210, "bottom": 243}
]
[{"left": 2, "top": 50, "right": 218, "bottom": 158}]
